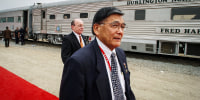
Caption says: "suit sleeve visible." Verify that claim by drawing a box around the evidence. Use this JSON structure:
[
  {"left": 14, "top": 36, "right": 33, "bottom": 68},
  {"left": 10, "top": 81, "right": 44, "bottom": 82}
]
[
  {"left": 61, "top": 37, "right": 72, "bottom": 63},
  {"left": 59, "top": 57, "right": 85, "bottom": 100}
]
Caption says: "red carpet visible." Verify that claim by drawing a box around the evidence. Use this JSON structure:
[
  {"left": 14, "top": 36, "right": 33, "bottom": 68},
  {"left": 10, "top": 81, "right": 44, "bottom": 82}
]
[{"left": 0, "top": 66, "right": 59, "bottom": 100}]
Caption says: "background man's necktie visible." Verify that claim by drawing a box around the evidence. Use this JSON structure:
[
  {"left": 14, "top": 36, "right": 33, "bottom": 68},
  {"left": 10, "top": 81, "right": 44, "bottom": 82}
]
[
  {"left": 79, "top": 35, "right": 83, "bottom": 48},
  {"left": 111, "top": 52, "right": 124, "bottom": 100}
]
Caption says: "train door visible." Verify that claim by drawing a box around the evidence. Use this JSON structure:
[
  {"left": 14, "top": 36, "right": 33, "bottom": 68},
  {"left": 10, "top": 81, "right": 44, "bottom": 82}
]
[
  {"left": 158, "top": 41, "right": 178, "bottom": 55},
  {"left": 178, "top": 42, "right": 185, "bottom": 56},
  {"left": 41, "top": 10, "right": 47, "bottom": 33},
  {"left": 33, "top": 9, "right": 47, "bottom": 42},
  {"left": 23, "top": 10, "right": 28, "bottom": 39},
  {"left": 186, "top": 43, "right": 200, "bottom": 56},
  {"left": 28, "top": 8, "right": 33, "bottom": 39}
]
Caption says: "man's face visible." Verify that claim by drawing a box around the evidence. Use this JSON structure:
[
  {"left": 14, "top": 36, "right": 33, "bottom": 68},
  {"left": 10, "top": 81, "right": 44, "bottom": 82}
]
[
  {"left": 72, "top": 19, "right": 84, "bottom": 35},
  {"left": 94, "top": 14, "right": 125, "bottom": 50}
]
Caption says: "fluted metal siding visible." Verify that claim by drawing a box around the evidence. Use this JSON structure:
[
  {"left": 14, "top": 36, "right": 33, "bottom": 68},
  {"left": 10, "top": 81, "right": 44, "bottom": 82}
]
[
  {"left": 32, "top": 1, "right": 112, "bottom": 35},
  {"left": 31, "top": 0, "right": 200, "bottom": 42}
]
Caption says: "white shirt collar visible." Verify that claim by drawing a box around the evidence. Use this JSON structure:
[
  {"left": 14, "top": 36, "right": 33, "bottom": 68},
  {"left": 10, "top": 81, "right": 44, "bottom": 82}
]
[
  {"left": 73, "top": 31, "right": 85, "bottom": 46},
  {"left": 96, "top": 37, "right": 116, "bottom": 59},
  {"left": 73, "top": 31, "right": 80, "bottom": 39}
]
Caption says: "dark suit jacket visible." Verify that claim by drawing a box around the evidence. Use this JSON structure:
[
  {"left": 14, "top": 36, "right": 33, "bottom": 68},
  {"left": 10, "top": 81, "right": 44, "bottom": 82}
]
[
  {"left": 61, "top": 32, "right": 87, "bottom": 63},
  {"left": 59, "top": 38, "right": 135, "bottom": 100}
]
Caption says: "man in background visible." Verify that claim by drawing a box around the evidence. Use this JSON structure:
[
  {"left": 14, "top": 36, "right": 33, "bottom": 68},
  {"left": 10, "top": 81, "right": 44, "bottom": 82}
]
[
  {"left": 19, "top": 27, "right": 25, "bottom": 45},
  {"left": 61, "top": 18, "right": 87, "bottom": 64},
  {"left": 3, "top": 26, "right": 12, "bottom": 47},
  {"left": 14, "top": 27, "right": 19, "bottom": 44}
]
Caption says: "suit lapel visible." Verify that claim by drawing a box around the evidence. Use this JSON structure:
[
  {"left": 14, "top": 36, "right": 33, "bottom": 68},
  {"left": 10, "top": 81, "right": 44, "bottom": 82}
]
[
  {"left": 71, "top": 32, "right": 81, "bottom": 48},
  {"left": 71, "top": 32, "right": 87, "bottom": 47},
  {"left": 116, "top": 49, "right": 127, "bottom": 77},
  {"left": 92, "top": 39, "right": 112, "bottom": 100},
  {"left": 116, "top": 48, "right": 130, "bottom": 95},
  {"left": 82, "top": 35, "right": 87, "bottom": 45}
]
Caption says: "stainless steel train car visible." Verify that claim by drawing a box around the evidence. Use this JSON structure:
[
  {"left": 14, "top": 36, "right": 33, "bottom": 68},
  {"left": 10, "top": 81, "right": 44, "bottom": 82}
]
[
  {"left": 0, "top": 0, "right": 200, "bottom": 58},
  {"left": 0, "top": 6, "right": 30, "bottom": 39},
  {"left": 117, "top": 0, "right": 200, "bottom": 58}
]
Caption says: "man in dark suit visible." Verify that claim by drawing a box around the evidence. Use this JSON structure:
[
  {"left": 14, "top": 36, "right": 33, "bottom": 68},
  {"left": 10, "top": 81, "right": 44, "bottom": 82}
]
[
  {"left": 14, "top": 27, "right": 19, "bottom": 44},
  {"left": 61, "top": 19, "right": 87, "bottom": 64},
  {"left": 19, "top": 27, "right": 25, "bottom": 45},
  {"left": 3, "top": 26, "right": 12, "bottom": 47},
  {"left": 59, "top": 7, "right": 136, "bottom": 100}
]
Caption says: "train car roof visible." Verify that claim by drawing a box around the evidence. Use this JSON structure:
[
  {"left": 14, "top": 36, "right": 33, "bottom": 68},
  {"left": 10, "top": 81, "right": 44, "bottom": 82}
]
[
  {"left": 40, "top": 0, "right": 115, "bottom": 8},
  {"left": 0, "top": 0, "right": 117, "bottom": 13},
  {"left": 0, "top": 6, "right": 30, "bottom": 13}
]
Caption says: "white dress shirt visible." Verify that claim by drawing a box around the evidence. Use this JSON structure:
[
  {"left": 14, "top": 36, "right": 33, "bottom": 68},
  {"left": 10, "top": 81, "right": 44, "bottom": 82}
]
[
  {"left": 96, "top": 37, "right": 126, "bottom": 100},
  {"left": 73, "top": 31, "right": 85, "bottom": 47}
]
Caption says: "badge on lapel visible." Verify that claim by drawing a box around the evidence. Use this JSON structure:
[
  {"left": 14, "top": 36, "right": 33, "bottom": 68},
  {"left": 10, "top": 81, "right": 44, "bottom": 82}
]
[{"left": 123, "top": 63, "right": 128, "bottom": 74}]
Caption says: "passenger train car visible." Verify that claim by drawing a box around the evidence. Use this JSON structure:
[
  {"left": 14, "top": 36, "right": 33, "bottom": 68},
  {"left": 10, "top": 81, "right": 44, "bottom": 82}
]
[{"left": 0, "top": 0, "right": 200, "bottom": 58}]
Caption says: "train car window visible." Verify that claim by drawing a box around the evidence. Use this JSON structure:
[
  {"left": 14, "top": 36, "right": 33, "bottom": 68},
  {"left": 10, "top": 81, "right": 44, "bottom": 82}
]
[
  {"left": 187, "top": 43, "right": 200, "bottom": 56},
  {"left": 0, "top": 17, "right": 6, "bottom": 23},
  {"left": 42, "top": 10, "right": 45, "bottom": 19},
  {"left": 18, "top": 16, "right": 21, "bottom": 23},
  {"left": 171, "top": 7, "right": 200, "bottom": 20},
  {"left": 50, "top": 15, "right": 55, "bottom": 19},
  {"left": 160, "top": 42, "right": 176, "bottom": 54},
  {"left": 132, "top": 46, "right": 137, "bottom": 50},
  {"left": 146, "top": 44, "right": 154, "bottom": 52},
  {"left": 135, "top": 10, "right": 145, "bottom": 20},
  {"left": 80, "top": 13, "right": 88, "bottom": 18},
  {"left": 7, "top": 17, "right": 14, "bottom": 22},
  {"left": 63, "top": 14, "right": 70, "bottom": 19}
]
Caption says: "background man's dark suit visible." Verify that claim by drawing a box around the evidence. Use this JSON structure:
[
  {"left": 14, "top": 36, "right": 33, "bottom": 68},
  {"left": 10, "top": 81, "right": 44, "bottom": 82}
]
[
  {"left": 61, "top": 32, "right": 86, "bottom": 63},
  {"left": 59, "top": 39, "right": 135, "bottom": 100}
]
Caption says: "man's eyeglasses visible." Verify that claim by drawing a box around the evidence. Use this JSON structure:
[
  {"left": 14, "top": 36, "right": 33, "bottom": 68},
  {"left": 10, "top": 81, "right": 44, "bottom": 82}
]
[{"left": 100, "top": 21, "right": 127, "bottom": 30}]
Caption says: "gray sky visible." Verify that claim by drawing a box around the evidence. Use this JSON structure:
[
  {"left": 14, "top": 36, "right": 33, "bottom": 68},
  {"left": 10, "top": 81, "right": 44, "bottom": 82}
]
[{"left": 0, "top": 0, "right": 68, "bottom": 10}]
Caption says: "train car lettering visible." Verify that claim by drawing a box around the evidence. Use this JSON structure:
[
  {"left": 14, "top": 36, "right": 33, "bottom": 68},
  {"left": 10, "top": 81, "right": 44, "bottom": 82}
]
[
  {"left": 127, "top": 0, "right": 168, "bottom": 5},
  {"left": 161, "top": 28, "right": 180, "bottom": 34},
  {"left": 127, "top": 0, "right": 192, "bottom": 5},
  {"left": 184, "top": 29, "right": 200, "bottom": 34},
  {"left": 161, "top": 28, "right": 200, "bottom": 34}
]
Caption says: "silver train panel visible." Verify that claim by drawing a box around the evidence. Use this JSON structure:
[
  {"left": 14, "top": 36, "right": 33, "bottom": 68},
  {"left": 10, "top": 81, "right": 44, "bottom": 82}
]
[{"left": 0, "top": 0, "right": 200, "bottom": 58}]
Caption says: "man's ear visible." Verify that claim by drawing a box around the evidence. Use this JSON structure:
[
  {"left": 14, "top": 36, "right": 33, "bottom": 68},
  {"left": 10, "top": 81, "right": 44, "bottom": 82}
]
[
  {"left": 93, "top": 24, "right": 100, "bottom": 36},
  {"left": 71, "top": 25, "right": 74, "bottom": 30}
]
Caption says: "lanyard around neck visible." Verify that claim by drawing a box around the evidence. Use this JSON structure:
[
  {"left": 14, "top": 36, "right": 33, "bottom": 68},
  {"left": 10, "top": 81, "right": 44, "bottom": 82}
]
[{"left": 99, "top": 46, "right": 112, "bottom": 71}]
